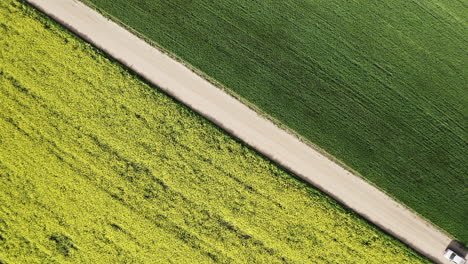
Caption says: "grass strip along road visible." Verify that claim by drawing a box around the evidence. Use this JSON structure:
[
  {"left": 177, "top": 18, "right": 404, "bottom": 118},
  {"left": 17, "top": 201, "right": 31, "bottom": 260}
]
[
  {"left": 0, "top": 0, "right": 430, "bottom": 263},
  {"left": 83, "top": 0, "right": 468, "bottom": 242}
]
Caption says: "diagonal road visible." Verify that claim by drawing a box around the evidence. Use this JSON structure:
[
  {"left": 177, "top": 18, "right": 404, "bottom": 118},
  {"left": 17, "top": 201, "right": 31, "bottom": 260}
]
[{"left": 26, "top": 0, "right": 455, "bottom": 262}]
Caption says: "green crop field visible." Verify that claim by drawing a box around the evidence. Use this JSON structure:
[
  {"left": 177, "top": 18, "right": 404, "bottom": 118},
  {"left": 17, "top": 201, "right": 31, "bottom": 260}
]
[
  {"left": 0, "top": 1, "right": 430, "bottom": 263},
  {"left": 83, "top": 0, "right": 468, "bottom": 241}
]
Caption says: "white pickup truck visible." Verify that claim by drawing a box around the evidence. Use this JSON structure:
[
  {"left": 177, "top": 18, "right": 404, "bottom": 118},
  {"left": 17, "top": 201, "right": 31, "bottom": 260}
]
[{"left": 444, "top": 249, "right": 466, "bottom": 264}]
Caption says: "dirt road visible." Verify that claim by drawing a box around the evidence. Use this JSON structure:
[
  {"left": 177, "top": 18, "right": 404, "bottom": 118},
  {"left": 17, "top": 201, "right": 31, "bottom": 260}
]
[{"left": 26, "top": 0, "right": 455, "bottom": 262}]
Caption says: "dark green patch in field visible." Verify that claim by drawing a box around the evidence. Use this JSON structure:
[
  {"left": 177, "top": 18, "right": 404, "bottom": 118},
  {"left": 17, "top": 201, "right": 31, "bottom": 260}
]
[{"left": 50, "top": 233, "right": 77, "bottom": 256}]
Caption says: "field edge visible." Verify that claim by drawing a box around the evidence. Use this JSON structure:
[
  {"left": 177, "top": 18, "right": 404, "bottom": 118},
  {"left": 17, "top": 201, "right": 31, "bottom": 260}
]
[{"left": 73, "top": 0, "right": 455, "bottom": 242}]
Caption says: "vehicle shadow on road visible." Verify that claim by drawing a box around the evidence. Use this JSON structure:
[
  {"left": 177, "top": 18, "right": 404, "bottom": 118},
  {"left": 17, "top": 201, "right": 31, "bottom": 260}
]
[{"left": 447, "top": 240, "right": 468, "bottom": 258}]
